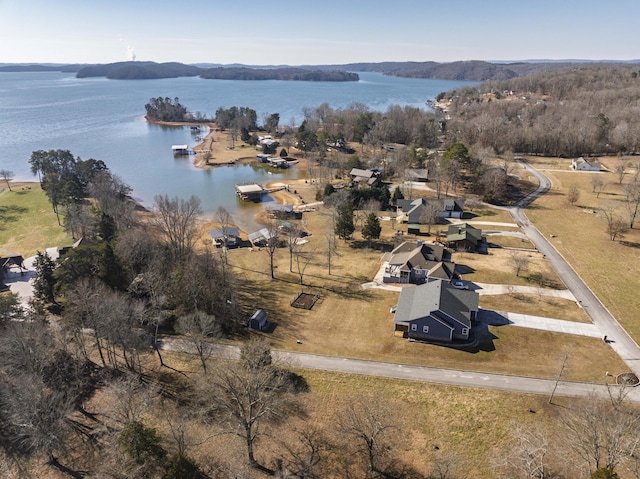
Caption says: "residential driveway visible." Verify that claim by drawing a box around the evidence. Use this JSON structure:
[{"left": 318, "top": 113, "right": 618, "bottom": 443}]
[
  {"left": 512, "top": 161, "right": 640, "bottom": 377},
  {"left": 361, "top": 261, "right": 402, "bottom": 292},
  {"left": 5, "top": 246, "right": 59, "bottom": 307},
  {"left": 478, "top": 309, "right": 602, "bottom": 338},
  {"left": 473, "top": 282, "right": 576, "bottom": 300}
]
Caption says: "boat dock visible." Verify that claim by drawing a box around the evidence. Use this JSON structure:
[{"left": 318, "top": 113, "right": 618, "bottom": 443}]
[
  {"left": 172, "top": 144, "right": 193, "bottom": 155},
  {"left": 235, "top": 183, "right": 285, "bottom": 201}
]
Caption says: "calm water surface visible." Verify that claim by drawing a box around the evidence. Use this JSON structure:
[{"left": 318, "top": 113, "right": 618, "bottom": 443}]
[{"left": 0, "top": 71, "right": 476, "bottom": 229}]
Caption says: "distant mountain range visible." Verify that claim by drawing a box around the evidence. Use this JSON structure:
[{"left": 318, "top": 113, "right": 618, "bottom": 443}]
[{"left": 2, "top": 59, "right": 640, "bottom": 81}]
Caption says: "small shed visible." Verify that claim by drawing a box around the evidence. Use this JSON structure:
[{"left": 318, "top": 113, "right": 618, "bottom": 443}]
[{"left": 249, "top": 309, "right": 269, "bottom": 331}]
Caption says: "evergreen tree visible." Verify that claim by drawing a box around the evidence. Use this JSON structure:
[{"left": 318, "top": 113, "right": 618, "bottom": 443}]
[
  {"left": 335, "top": 202, "right": 355, "bottom": 240},
  {"left": 392, "top": 185, "right": 405, "bottom": 205},
  {"left": 362, "top": 212, "right": 382, "bottom": 245},
  {"left": 32, "top": 251, "right": 56, "bottom": 304}
]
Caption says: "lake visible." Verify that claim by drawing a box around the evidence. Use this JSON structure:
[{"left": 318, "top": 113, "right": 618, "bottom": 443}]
[{"left": 0, "top": 71, "right": 476, "bottom": 229}]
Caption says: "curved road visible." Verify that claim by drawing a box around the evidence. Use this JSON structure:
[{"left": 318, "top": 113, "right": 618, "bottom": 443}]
[{"left": 512, "top": 161, "right": 640, "bottom": 377}]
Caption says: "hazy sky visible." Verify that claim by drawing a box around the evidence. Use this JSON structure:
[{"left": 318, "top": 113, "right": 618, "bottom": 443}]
[{"left": 2, "top": 0, "right": 639, "bottom": 65}]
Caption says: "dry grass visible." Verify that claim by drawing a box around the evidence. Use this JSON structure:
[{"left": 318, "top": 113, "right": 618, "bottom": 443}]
[
  {"left": 225, "top": 209, "right": 626, "bottom": 382},
  {"left": 68, "top": 350, "right": 570, "bottom": 479},
  {"left": 455, "top": 248, "right": 564, "bottom": 288},
  {"left": 480, "top": 294, "right": 591, "bottom": 323},
  {"left": 523, "top": 157, "right": 640, "bottom": 341},
  {"left": 485, "top": 234, "right": 536, "bottom": 249}
]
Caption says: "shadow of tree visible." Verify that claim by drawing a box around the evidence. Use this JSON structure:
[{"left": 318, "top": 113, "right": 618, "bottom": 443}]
[{"left": 0, "top": 205, "right": 29, "bottom": 229}]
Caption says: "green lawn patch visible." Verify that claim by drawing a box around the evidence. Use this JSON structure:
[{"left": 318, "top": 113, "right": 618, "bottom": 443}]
[{"left": 0, "top": 183, "right": 72, "bottom": 257}]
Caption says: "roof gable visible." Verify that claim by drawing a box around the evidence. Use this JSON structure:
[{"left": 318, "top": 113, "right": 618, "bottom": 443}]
[{"left": 394, "top": 281, "right": 478, "bottom": 327}]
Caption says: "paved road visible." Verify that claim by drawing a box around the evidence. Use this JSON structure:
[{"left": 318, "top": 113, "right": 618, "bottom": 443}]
[
  {"left": 161, "top": 338, "right": 640, "bottom": 402},
  {"left": 512, "top": 161, "right": 640, "bottom": 376}
]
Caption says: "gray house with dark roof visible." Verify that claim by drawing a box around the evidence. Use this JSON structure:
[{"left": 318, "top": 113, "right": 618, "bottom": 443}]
[
  {"left": 446, "top": 223, "right": 483, "bottom": 252},
  {"left": 382, "top": 241, "right": 454, "bottom": 284},
  {"left": 397, "top": 198, "right": 464, "bottom": 223},
  {"left": 393, "top": 281, "right": 479, "bottom": 343}
]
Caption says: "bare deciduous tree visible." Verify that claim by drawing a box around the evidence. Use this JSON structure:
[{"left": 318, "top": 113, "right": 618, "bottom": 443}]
[
  {"left": 510, "top": 251, "right": 530, "bottom": 277},
  {"left": 567, "top": 183, "right": 580, "bottom": 206},
  {"left": 337, "top": 394, "right": 397, "bottom": 477},
  {"left": 420, "top": 201, "right": 441, "bottom": 235},
  {"left": 623, "top": 180, "right": 640, "bottom": 229},
  {"left": 495, "top": 423, "right": 551, "bottom": 479},
  {"left": 561, "top": 394, "right": 640, "bottom": 474},
  {"left": 263, "top": 222, "right": 280, "bottom": 280},
  {"left": 294, "top": 245, "right": 316, "bottom": 286},
  {"left": 601, "top": 204, "right": 628, "bottom": 241},
  {"left": 615, "top": 158, "right": 628, "bottom": 185},
  {"left": 153, "top": 194, "right": 202, "bottom": 261},
  {"left": 197, "top": 342, "right": 294, "bottom": 474},
  {"left": 0, "top": 169, "right": 14, "bottom": 191},
  {"left": 591, "top": 176, "right": 606, "bottom": 198},
  {"left": 176, "top": 310, "right": 220, "bottom": 373}
]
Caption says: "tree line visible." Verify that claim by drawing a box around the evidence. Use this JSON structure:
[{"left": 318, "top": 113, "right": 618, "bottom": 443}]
[{"left": 444, "top": 65, "right": 640, "bottom": 158}]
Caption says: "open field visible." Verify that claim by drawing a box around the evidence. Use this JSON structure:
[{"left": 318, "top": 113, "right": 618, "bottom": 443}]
[
  {"left": 0, "top": 183, "right": 73, "bottom": 257},
  {"left": 480, "top": 294, "right": 591, "bottom": 323},
  {"left": 523, "top": 156, "right": 640, "bottom": 342}
]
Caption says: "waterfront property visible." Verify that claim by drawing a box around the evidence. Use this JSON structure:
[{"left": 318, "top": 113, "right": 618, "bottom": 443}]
[
  {"left": 393, "top": 280, "right": 479, "bottom": 343},
  {"left": 171, "top": 144, "right": 191, "bottom": 155},
  {"left": 209, "top": 226, "right": 241, "bottom": 247},
  {"left": 235, "top": 183, "right": 265, "bottom": 201},
  {"left": 248, "top": 227, "right": 278, "bottom": 247}
]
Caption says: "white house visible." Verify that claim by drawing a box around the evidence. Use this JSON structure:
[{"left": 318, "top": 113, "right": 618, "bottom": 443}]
[{"left": 571, "top": 157, "right": 601, "bottom": 171}]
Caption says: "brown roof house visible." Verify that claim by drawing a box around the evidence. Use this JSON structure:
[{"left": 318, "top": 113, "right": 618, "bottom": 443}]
[
  {"left": 349, "top": 168, "right": 381, "bottom": 188},
  {"left": 382, "top": 240, "right": 454, "bottom": 284},
  {"left": 393, "top": 280, "right": 479, "bottom": 343}
]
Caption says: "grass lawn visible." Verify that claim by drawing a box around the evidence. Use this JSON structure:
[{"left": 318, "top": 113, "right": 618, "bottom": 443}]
[
  {"left": 523, "top": 157, "right": 640, "bottom": 342},
  {"left": 0, "top": 182, "right": 72, "bottom": 257},
  {"left": 226, "top": 209, "right": 626, "bottom": 382},
  {"left": 485, "top": 234, "right": 536, "bottom": 249},
  {"left": 455, "top": 248, "right": 564, "bottom": 288}
]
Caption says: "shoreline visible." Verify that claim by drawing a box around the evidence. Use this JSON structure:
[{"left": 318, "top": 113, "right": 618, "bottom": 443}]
[{"left": 147, "top": 118, "right": 259, "bottom": 169}]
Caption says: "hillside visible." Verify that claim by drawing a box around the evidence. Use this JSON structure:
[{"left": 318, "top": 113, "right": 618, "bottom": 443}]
[
  {"left": 199, "top": 66, "right": 359, "bottom": 81},
  {"left": 4, "top": 60, "right": 640, "bottom": 81}
]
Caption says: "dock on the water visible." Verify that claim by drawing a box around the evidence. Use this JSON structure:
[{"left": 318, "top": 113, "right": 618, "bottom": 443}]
[
  {"left": 172, "top": 144, "right": 192, "bottom": 155},
  {"left": 235, "top": 183, "right": 265, "bottom": 201},
  {"left": 235, "top": 183, "right": 285, "bottom": 201}
]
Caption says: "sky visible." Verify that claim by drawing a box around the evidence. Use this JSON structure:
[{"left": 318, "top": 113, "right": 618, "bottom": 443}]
[{"left": 2, "top": 0, "right": 640, "bottom": 65}]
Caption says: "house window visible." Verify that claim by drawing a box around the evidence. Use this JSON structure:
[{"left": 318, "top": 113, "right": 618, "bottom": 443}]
[
  {"left": 462, "top": 328, "right": 469, "bottom": 335},
  {"left": 411, "top": 324, "right": 417, "bottom": 332},
  {"left": 423, "top": 326, "right": 429, "bottom": 333}
]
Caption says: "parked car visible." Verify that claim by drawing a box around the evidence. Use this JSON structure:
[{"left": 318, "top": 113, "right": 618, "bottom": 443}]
[{"left": 450, "top": 279, "right": 469, "bottom": 290}]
